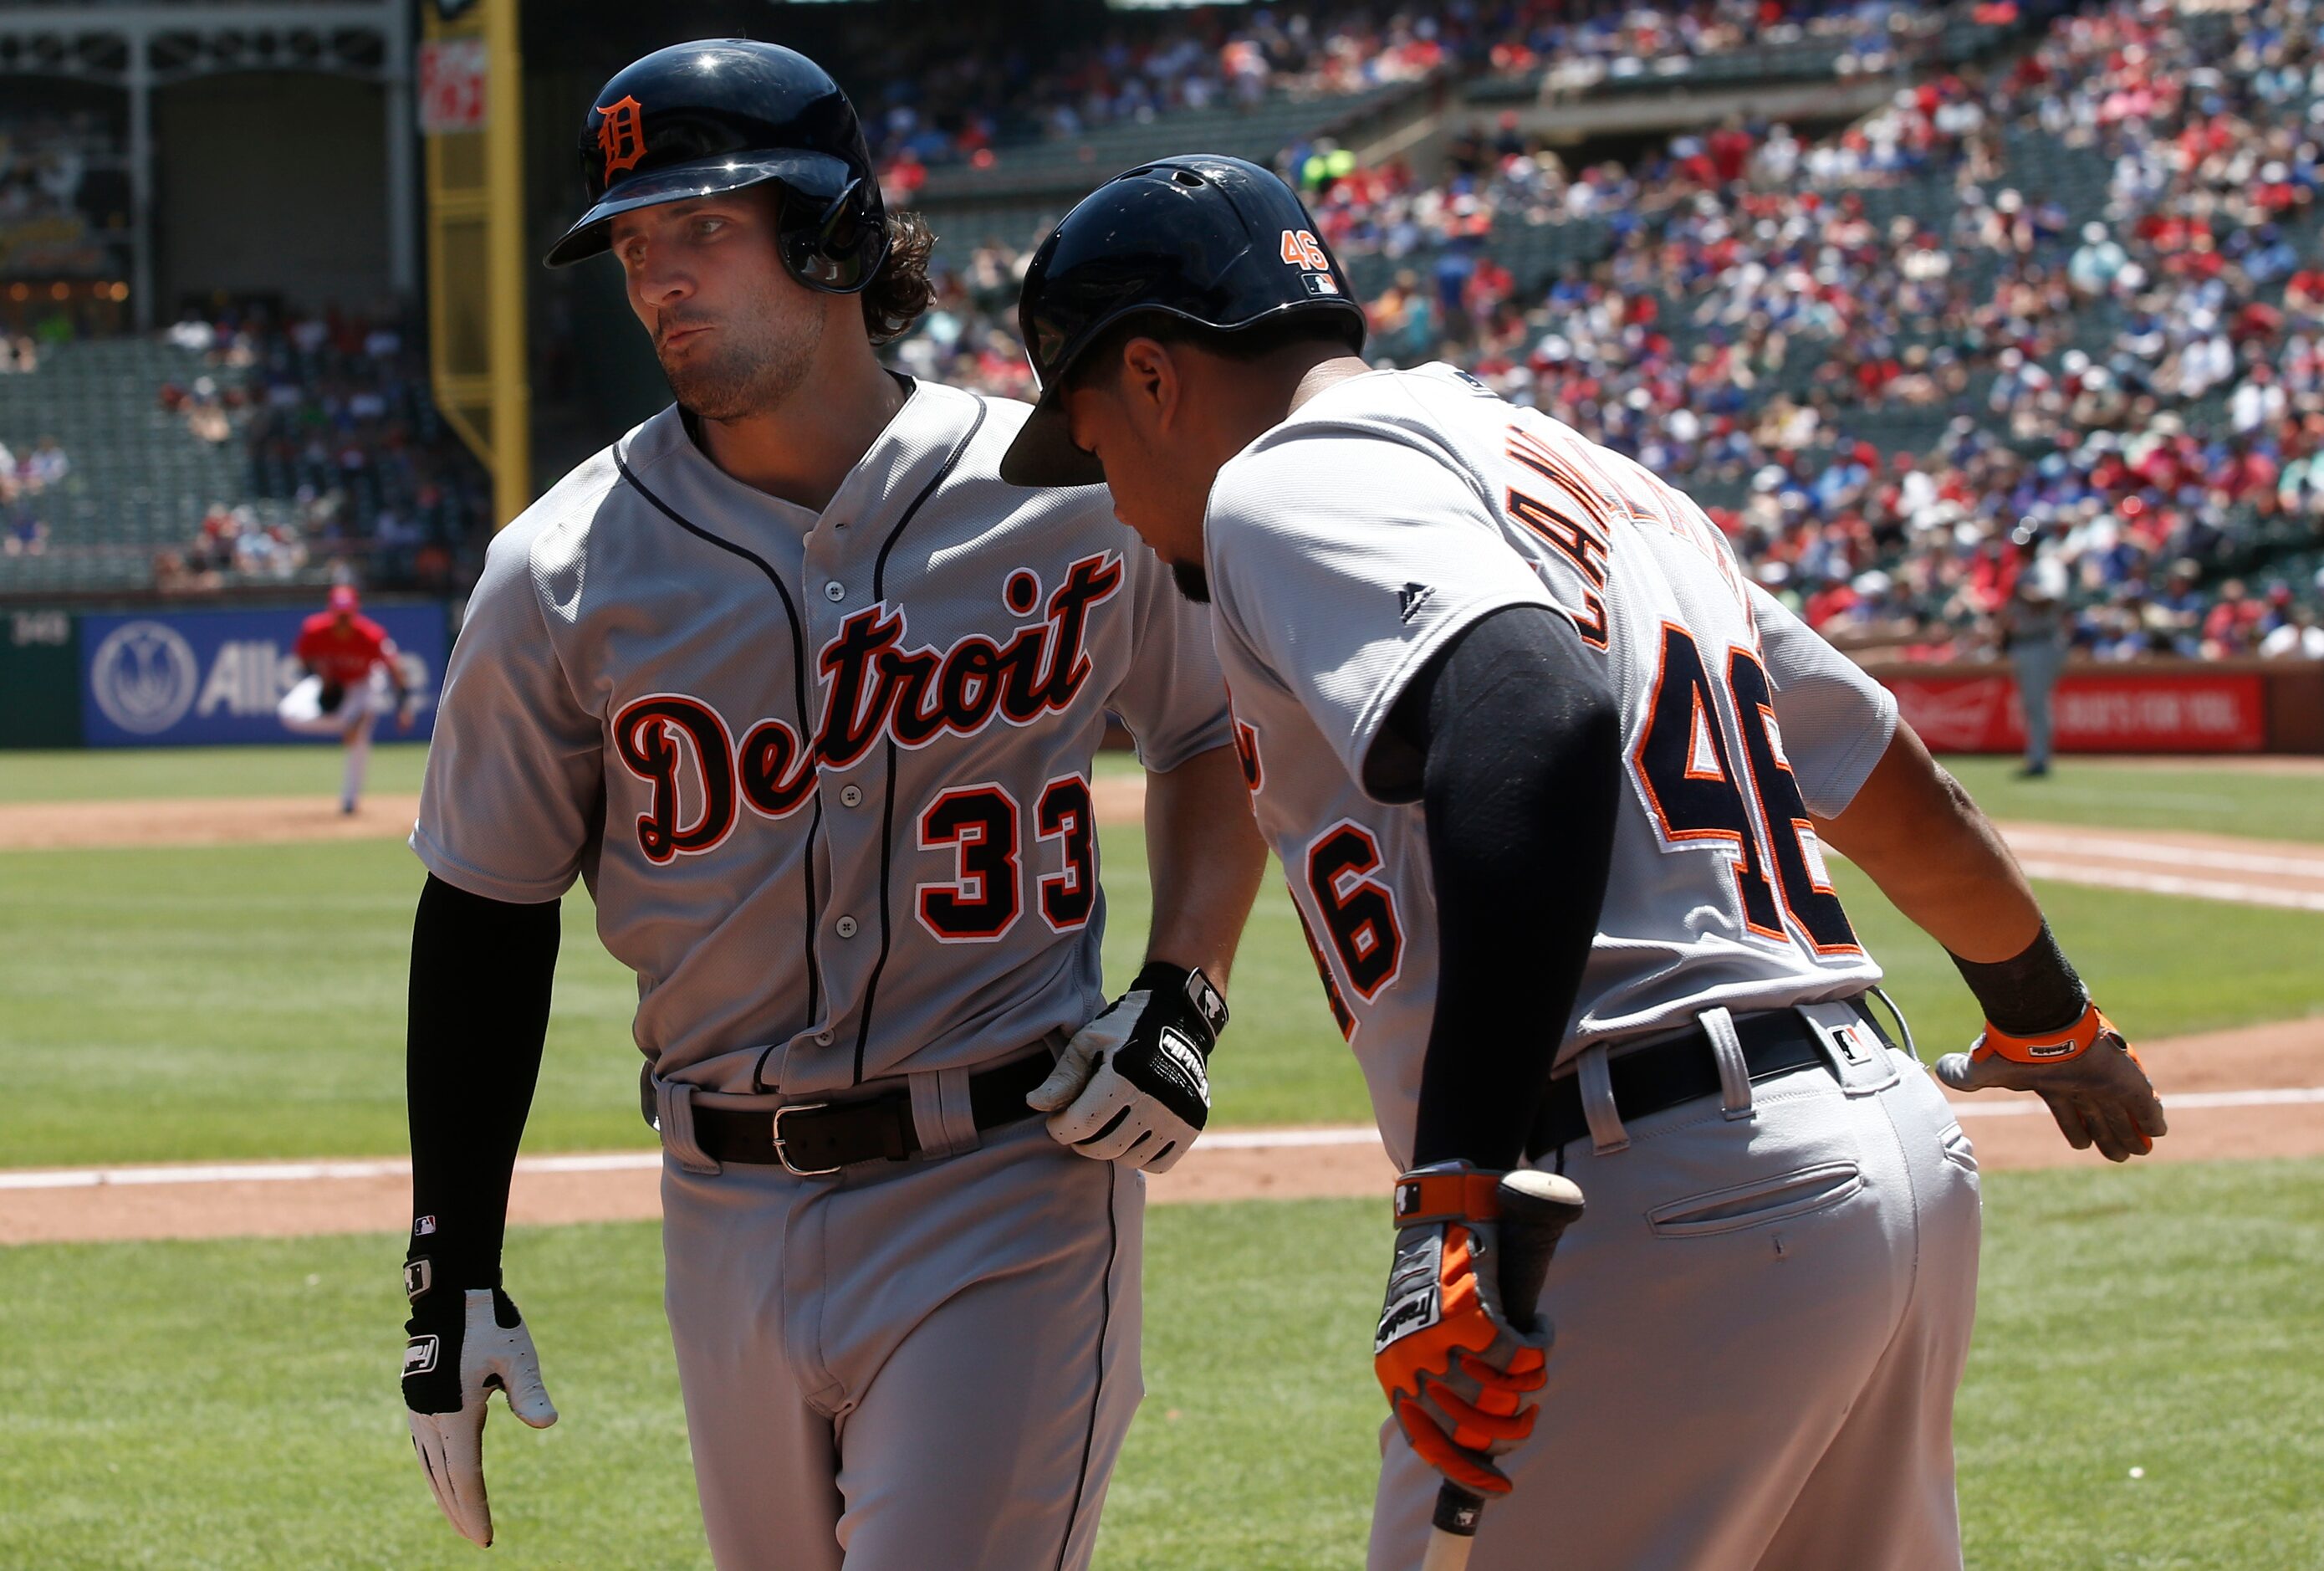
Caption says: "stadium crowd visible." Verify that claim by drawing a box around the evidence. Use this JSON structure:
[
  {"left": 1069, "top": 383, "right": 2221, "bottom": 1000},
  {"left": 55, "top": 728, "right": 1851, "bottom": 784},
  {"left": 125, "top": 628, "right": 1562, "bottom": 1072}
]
[
  {"left": 10, "top": 0, "right": 2312, "bottom": 665},
  {"left": 0, "top": 433, "right": 66, "bottom": 557},
  {"left": 151, "top": 310, "right": 491, "bottom": 594},
  {"left": 856, "top": 0, "right": 1974, "bottom": 192},
  {"left": 1506, "top": 0, "right": 2001, "bottom": 96},
  {"left": 891, "top": 0, "right": 2324, "bottom": 662}
]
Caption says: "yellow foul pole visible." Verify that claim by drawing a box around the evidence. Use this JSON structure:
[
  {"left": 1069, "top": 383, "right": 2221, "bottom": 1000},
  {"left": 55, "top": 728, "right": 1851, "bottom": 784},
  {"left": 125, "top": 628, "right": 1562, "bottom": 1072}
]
[
  {"left": 421, "top": 0, "right": 529, "bottom": 527},
  {"left": 483, "top": 0, "right": 529, "bottom": 527}
]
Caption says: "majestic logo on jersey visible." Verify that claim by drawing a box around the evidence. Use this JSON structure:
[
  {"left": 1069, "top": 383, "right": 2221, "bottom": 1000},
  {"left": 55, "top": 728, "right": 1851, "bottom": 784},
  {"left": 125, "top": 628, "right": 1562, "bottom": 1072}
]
[
  {"left": 611, "top": 555, "right": 1125, "bottom": 863},
  {"left": 1396, "top": 583, "right": 1435, "bottom": 623},
  {"left": 595, "top": 95, "right": 646, "bottom": 182}
]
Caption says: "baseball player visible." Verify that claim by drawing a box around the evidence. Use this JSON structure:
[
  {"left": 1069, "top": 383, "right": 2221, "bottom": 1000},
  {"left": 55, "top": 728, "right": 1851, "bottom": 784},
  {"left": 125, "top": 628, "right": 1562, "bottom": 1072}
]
[
  {"left": 1002, "top": 156, "right": 2168, "bottom": 1569},
  {"left": 396, "top": 47, "right": 1264, "bottom": 1569},
  {"left": 2000, "top": 524, "right": 2071, "bottom": 778},
  {"left": 277, "top": 582, "right": 411, "bottom": 814}
]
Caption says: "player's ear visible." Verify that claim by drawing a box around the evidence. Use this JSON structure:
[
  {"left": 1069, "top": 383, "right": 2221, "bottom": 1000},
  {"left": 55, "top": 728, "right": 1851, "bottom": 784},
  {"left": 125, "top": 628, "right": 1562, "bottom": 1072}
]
[{"left": 1120, "top": 336, "right": 1177, "bottom": 427}]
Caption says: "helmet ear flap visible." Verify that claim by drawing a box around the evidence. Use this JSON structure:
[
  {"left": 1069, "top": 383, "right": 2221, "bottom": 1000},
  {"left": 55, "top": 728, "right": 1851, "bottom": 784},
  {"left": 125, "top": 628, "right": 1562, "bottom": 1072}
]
[{"left": 779, "top": 177, "right": 890, "bottom": 294}]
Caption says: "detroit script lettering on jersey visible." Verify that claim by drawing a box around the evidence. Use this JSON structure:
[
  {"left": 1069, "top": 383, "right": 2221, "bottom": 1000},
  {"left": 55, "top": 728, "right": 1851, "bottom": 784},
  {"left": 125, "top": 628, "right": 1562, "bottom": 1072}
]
[{"left": 612, "top": 552, "right": 1125, "bottom": 863}]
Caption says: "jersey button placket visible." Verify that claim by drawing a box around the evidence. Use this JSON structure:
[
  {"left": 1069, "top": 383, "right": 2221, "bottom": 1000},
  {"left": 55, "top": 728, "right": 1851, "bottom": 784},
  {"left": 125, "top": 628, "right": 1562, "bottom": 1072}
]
[
  {"left": 835, "top": 914, "right": 860, "bottom": 939},
  {"left": 839, "top": 784, "right": 863, "bottom": 808},
  {"left": 824, "top": 581, "right": 846, "bottom": 602}
]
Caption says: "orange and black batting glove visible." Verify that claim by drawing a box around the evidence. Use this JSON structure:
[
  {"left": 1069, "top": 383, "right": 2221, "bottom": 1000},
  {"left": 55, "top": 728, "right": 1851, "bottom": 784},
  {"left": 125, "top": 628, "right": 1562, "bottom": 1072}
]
[
  {"left": 1936, "top": 1000, "right": 2167, "bottom": 1163},
  {"left": 1373, "top": 1162, "right": 1552, "bottom": 1497}
]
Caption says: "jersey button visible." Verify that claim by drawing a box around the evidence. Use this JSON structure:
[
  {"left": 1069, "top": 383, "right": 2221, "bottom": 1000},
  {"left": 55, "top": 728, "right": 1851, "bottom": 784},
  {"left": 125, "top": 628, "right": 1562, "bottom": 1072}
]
[
  {"left": 824, "top": 581, "right": 846, "bottom": 602},
  {"left": 835, "top": 915, "right": 860, "bottom": 939},
  {"left": 815, "top": 1030, "right": 835, "bottom": 1046},
  {"left": 839, "top": 784, "right": 864, "bottom": 808}
]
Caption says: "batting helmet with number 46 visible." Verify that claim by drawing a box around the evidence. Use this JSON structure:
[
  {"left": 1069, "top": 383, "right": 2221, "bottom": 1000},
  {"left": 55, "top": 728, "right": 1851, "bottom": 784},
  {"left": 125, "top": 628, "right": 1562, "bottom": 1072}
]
[{"left": 1000, "top": 155, "right": 1367, "bottom": 487}]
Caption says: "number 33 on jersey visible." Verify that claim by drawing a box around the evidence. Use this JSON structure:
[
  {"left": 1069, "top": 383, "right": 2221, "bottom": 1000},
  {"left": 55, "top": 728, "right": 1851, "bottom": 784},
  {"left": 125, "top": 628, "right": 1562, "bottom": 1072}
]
[
  {"left": 412, "top": 387, "right": 1230, "bottom": 1100},
  {"left": 1201, "top": 365, "right": 1895, "bottom": 1164}
]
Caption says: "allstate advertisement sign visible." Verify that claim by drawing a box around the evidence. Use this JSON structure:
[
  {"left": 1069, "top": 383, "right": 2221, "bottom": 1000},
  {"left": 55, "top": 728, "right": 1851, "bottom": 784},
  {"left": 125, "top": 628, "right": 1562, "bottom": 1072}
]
[{"left": 79, "top": 605, "right": 448, "bottom": 747}]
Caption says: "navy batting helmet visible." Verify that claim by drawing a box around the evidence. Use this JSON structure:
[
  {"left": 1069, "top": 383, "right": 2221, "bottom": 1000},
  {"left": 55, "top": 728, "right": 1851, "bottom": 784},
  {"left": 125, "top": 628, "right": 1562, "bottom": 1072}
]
[
  {"left": 544, "top": 38, "right": 887, "bottom": 293},
  {"left": 999, "top": 155, "right": 1367, "bottom": 487}
]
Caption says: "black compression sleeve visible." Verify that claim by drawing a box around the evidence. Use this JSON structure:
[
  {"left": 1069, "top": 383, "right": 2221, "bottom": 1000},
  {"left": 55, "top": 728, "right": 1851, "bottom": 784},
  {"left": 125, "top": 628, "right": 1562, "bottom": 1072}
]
[
  {"left": 1949, "top": 920, "right": 2088, "bottom": 1036},
  {"left": 1383, "top": 606, "right": 1622, "bottom": 1170},
  {"left": 406, "top": 873, "right": 561, "bottom": 1286}
]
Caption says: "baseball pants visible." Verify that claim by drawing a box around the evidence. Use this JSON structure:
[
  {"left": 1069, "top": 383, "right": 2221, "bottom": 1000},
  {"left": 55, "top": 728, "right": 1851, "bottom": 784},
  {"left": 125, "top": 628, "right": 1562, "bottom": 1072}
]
[
  {"left": 278, "top": 673, "right": 392, "bottom": 810},
  {"left": 277, "top": 670, "right": 392, "bottom": 735},
  {"left": 658, "top": 1092, "right": 1143, "bottom": 1571},
  {"left": 2011, "top": 643, "right": 2066, "bottom": 772},
  {"left": 1368, "top": 1000, "right": 1982, "bottom": 1571}
]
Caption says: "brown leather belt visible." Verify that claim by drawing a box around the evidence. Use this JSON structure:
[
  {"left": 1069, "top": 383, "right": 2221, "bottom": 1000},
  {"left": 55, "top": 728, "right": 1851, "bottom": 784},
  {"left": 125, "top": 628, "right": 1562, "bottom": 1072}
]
[
  {"left": 692, "top": 1051, "right": 1055, "bottom": 1176},
  {"left": 1527, "top": 1003, "right": 1886, "bottom": 1159}
]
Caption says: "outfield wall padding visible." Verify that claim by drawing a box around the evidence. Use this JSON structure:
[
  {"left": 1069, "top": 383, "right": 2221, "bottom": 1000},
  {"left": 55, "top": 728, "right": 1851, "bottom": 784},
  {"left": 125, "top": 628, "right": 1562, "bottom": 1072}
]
[
  {"left": 0, "top": 610, "right": 83, "bottom": 748},
  {"left": 1860, "top": 658, "right": 2324, "bottom": 755}
]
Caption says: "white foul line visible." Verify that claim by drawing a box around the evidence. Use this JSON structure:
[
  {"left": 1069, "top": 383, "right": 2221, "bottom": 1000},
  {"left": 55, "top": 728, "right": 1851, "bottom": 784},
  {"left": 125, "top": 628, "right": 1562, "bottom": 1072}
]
[
  {"left": 2000, "top": 827, "right": 2324, "bottom": 881},
  {"left": 2010, "top": 857, "right": 2324, "bottom": 913},
  {"left": 1944, "top": 1086, "right": 2324, "bottom": 1118},
  {"left": 0, "top": 1132, "right": 1386, "bottom": 1192},
  {"left": 8, "top": 1093, "right": 2324, "bottom": 1192},
  {"left": 0, "top": 1151, "right": 661, "bottom": 1193},
  {"left": 1199, "top": 1126, "right": 1386, "bottom": 1149}
]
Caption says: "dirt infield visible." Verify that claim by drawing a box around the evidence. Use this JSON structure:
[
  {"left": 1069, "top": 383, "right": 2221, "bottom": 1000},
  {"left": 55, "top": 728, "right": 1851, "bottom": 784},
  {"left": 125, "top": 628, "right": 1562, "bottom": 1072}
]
[
  {"left": 0, "top": 793, "right": 425, "bottom": 851},
  {"left": 6, "top": 1016, "right": 2318, "bottom": 1246}
]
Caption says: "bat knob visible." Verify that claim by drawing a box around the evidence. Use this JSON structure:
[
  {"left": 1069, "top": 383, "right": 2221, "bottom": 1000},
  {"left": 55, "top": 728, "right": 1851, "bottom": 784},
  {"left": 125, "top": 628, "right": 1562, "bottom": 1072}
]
[{"left": 1498, "top": 1169, "right": 1586, "bottom": 1223}]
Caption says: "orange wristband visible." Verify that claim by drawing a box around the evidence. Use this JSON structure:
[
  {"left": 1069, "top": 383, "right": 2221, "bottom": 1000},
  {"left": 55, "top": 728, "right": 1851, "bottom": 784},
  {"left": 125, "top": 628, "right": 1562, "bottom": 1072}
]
[
  {"left": 1392, "top": 1168, "right": 1504, "bottom": 1229},
  {"left": 1973, "top": 1002, "right": 2120, "bottom": 1065}
]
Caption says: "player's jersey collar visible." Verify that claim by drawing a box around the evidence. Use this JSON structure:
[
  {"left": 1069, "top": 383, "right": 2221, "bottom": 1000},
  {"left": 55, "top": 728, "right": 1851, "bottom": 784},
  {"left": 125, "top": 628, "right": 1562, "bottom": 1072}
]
[{"left": 620, "top": 376, "right": 981, "bottom": 540}]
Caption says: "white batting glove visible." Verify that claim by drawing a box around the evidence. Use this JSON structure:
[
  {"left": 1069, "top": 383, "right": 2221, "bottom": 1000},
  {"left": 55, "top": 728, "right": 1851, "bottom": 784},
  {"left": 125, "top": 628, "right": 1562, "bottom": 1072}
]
[
  {"left": 402, "top": 1282, "right": 559, "bottom": 1547},
  {"left": 1029, "top": 963, "right": 1227, "bottom": 1174}
]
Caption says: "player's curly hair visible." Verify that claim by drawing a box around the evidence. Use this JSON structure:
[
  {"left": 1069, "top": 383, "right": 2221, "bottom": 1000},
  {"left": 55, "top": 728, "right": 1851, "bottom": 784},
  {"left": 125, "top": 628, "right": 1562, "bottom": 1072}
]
[{"left": 861, "top": 211, "right": 937, "bottom": 345}]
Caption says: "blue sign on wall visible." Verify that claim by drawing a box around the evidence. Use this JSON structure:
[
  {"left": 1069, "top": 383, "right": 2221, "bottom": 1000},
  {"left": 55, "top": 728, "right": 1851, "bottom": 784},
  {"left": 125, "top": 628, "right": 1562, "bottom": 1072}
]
[{"left": 79, "top": 604, "right": 449, "bottom": 748}]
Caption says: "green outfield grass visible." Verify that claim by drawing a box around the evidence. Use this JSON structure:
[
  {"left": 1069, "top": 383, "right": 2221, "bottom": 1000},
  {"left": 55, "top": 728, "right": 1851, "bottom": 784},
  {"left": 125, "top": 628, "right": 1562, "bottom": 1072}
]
[
  {"left": 0, "top": 744, "right": 433, "bottom": 804},
  {"left": 3, "top": 821, "right": 2318, "bottom": 1167},
  {"left": 1, "top": 1160, "right": 2317, "bottom": 1569},
  {"left": 5, "top": 744, "right": 2319, "bottom": 844},
  {"left": 1937, "top": 755, "right": 2324, "bottom": 843}
]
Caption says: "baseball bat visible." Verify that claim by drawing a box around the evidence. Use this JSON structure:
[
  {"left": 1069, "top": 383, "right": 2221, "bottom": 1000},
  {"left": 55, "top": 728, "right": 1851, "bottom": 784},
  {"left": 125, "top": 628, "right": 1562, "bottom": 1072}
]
[{"left": 1418, "top": 1169, "right": 1586, "bottom": 1571}]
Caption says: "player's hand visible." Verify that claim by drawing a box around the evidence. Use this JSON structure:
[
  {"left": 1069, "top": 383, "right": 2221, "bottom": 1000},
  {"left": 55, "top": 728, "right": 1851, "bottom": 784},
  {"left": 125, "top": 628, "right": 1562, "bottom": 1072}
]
[
  {"left": 1028, "top": 961, "right": 1226, "bottom": 1174},
  {"left": 1374, "top": 1164, "right": 1552, "bottom": 1497},
  {"left": 1936, "top": 1001, "right": 2166, "bottom": 1162},
  {"left": 401, "top": 1268, "right": 559, "bottom": 1547}
]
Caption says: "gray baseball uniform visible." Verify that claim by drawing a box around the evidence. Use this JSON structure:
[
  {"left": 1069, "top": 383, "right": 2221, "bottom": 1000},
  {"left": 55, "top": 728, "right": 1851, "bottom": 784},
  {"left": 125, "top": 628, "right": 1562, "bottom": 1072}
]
[
  {"left": 1203, "top": 364, "right": 1981, "bottom": 1570},
  {"left": 414, "top": 379, "right": 1229, "bottom": 1569}
]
